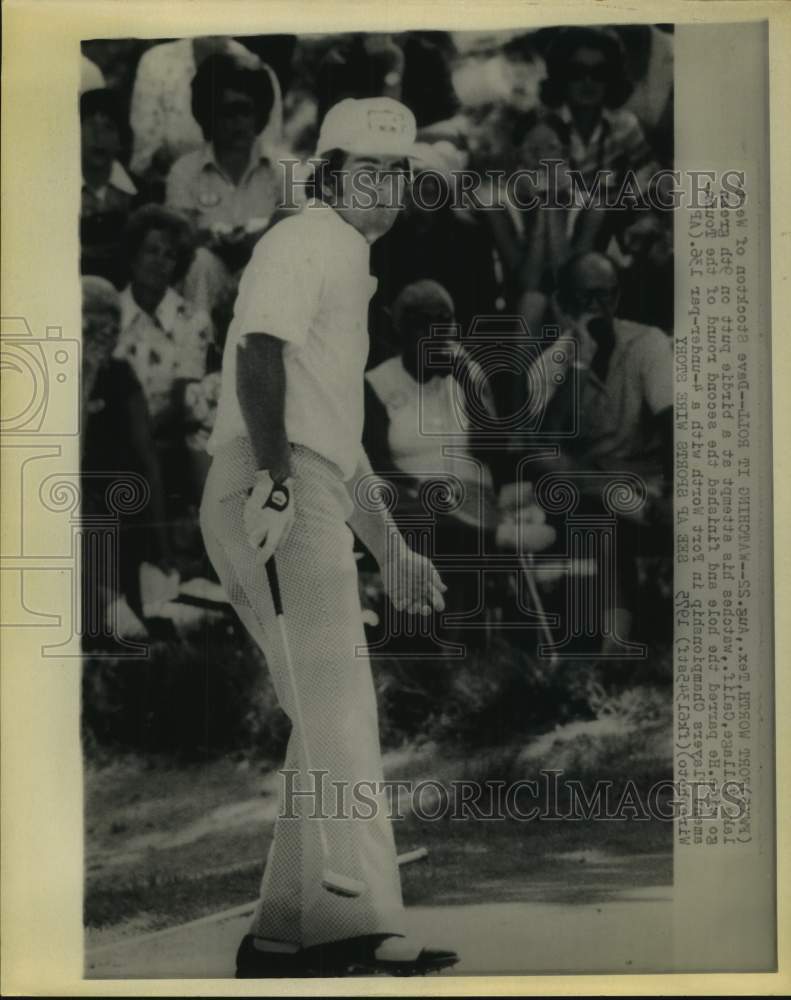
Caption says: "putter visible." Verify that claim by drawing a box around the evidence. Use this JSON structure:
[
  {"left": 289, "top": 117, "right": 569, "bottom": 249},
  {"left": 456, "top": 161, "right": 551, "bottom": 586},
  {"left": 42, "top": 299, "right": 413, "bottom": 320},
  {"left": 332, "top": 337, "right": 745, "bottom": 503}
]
[
  {"left": 519, "top": 553, "right": 559, "bottom": 666},
  {"left": 265, "top": 557, "right": 366, "bottom": 899}
]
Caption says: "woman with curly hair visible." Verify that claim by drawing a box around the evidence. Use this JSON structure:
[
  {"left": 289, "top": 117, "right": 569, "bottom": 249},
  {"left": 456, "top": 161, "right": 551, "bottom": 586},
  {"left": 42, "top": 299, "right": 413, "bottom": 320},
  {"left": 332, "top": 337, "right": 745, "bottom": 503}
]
[{"left": 115, "top": 205, "right": 212, "bottom": 442}]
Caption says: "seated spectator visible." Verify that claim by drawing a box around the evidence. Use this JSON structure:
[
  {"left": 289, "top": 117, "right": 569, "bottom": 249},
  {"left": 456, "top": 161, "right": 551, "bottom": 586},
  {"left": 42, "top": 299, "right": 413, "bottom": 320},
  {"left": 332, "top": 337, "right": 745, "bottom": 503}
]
[
  {"left": 530, "top": 251, "right": 673, "bottom": 482},
  {"left": 166, "top": 54, "right": 284, "bottom": 312},
  {"left": 114, "top": 206, "right": 212, "bottom": 509},
  {"left": 485, "top": 108, "right": 607, "bottom": 330},
  {"left": 365, "top": 280, "right": 498, "bottom": 531},
  {"left": 365, "top": 280, "right": 550, "bottom": 521},
  {"left": 522, "top": 251, "right": 673, "bottom": 652},
  {"left": 365, "top": 281, "right": 493, "bottom": 643},
  {"left": 81, "top": 277, "right": 174, "bottom": 635},
  {"left": 129, "top": 36, "right": 283, "bottom": 182},
  {"left": 80, "top": 89, "right": 136, "bottom": 286},
  {"left": 365, "top": 280, "right": 553, "bottom": 644},
  {"left": 611, "top": 208, "right": 673, "bottom": 333},
  {"left": 539, "top": 27, "right": 660, "bottom": 197}
]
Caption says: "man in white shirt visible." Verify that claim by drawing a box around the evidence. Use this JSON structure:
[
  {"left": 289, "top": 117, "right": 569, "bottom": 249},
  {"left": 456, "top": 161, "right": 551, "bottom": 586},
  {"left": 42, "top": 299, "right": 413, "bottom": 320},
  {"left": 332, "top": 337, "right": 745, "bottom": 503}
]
[
  {"left": 523, "top": 251, "right": 673, "bottom": 655},
  {"left": 200, "top": 98, "right": 457, "bottom": 978}
]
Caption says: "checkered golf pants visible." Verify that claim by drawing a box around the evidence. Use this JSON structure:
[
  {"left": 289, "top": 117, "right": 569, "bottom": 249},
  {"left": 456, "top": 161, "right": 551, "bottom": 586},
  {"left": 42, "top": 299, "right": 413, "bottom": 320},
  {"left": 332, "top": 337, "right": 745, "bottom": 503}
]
[{"left": 200, "top": 436, "right": 406, "bottom": 948}]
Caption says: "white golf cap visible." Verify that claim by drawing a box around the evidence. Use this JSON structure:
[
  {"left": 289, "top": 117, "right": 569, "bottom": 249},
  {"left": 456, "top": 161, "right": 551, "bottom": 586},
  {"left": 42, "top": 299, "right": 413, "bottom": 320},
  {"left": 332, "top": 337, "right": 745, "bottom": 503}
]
[{"left": 315, "top": 97, "right": 417, "bottom": 158}]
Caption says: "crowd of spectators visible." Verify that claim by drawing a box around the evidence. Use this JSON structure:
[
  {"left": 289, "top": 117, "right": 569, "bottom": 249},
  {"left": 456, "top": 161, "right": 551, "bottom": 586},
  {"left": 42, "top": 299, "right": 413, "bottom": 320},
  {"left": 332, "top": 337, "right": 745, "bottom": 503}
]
[{"left": 80, "top": 26, "right": 674, "bottom": 652}]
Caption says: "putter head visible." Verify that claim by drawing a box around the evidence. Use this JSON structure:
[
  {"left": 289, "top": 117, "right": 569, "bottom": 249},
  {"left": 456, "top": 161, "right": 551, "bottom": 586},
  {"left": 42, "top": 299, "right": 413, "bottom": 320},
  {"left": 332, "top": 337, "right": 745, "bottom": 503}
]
[{"left": 321, "top": 871, "right": 365, "bottom": 898}]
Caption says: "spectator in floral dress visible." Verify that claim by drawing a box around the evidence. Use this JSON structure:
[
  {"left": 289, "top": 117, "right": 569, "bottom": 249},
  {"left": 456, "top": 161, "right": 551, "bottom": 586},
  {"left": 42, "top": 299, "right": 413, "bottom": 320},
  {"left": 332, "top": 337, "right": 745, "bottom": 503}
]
[{"left": 114, "top": 205, "right": 212, "bottom": 506}]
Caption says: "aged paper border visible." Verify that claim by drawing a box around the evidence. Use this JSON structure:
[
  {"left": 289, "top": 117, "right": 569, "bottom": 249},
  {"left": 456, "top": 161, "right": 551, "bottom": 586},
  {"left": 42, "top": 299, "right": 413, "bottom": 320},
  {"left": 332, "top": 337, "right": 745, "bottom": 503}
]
[{"left": 1, "top": 0, "right": 789, "bottom": 994}]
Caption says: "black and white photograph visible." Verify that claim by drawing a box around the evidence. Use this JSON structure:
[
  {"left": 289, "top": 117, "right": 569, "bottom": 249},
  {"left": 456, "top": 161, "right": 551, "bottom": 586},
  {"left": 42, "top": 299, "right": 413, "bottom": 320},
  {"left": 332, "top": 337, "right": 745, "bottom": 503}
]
[{"left": 0, "top": 1, "right": 783, "bottom": 993}]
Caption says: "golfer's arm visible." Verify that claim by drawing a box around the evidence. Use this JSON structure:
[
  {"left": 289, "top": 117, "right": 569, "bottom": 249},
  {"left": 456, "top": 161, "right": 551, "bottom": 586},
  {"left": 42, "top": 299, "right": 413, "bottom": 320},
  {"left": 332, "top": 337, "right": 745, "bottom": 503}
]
[
  {"left": 346, "top": 450, "right": 406, "bottom": 567},
  {"left": 237, "top": 333, "right": 292, "bottom": 481}
]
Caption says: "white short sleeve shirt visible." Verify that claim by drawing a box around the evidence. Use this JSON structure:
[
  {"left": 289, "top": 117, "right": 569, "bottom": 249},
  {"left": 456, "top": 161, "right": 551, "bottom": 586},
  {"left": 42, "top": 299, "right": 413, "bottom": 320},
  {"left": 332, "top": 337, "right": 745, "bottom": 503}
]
[
  {"left": 209, "top": 202, "right": 377, "bottom": 479},
  {"left": 529, "top": 318, "right": 673, "bottom": 468}
]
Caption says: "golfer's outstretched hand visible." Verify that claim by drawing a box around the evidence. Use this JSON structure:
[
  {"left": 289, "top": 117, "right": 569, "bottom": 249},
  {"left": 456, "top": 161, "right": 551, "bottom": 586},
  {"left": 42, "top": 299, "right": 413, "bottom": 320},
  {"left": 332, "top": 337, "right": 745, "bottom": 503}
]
[
  {"left": 244, "top": 471, "right": 295, "bottom": 564},
  {"left": 384, "top": 542, "right": 447, "bottom": 616}
]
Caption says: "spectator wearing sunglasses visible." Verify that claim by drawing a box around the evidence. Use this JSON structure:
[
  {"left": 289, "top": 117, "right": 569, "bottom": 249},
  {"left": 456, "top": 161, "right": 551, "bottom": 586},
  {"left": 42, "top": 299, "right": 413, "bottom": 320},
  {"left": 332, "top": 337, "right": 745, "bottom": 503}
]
[
  {"left": 536, "top": 251, "right": 672, "bottom": 477},
  {"left": 485, "top": 109, "right": 608, "bottom": 336},
  {"left": 519, "top": 251, "right": 673, "bottom": 653},
  {"left": 130, "top": 36, "right": 283, "bottom": 182},
  {"left": 165, "top": 54, "right": 285, "bottom": 313},
  {"left": 539, "top": 27, "right": 660, "bottom": 199}
]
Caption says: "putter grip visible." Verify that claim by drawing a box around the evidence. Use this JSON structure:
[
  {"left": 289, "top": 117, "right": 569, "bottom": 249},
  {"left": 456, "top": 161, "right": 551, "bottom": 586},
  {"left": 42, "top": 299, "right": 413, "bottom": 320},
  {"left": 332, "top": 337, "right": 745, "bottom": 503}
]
[{"left": 265, "top": 558, "right": 284, "bottom": 616}]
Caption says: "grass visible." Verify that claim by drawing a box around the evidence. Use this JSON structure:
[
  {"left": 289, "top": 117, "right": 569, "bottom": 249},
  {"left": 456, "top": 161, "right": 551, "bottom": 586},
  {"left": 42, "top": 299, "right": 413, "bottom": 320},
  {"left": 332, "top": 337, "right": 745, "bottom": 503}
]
[
  {"left": 83, "top": 593, "right": 674, "bottom": 944},
  {"left": 85, "top": 732, "right": 672, "bottom": 944}
]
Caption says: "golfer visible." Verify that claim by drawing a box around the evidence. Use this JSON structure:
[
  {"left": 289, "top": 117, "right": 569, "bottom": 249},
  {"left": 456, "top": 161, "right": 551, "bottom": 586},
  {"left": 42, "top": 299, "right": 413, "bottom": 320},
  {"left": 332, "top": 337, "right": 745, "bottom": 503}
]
[{"left": 200, "top": 98, "right": 457, "bottom": 978}]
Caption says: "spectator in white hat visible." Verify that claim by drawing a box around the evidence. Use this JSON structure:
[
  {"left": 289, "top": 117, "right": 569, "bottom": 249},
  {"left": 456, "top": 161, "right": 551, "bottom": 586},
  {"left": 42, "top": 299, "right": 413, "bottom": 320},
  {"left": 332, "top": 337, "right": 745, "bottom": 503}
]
[{"left": 201, "top": 97, "right": 459, "bottom": 978}]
